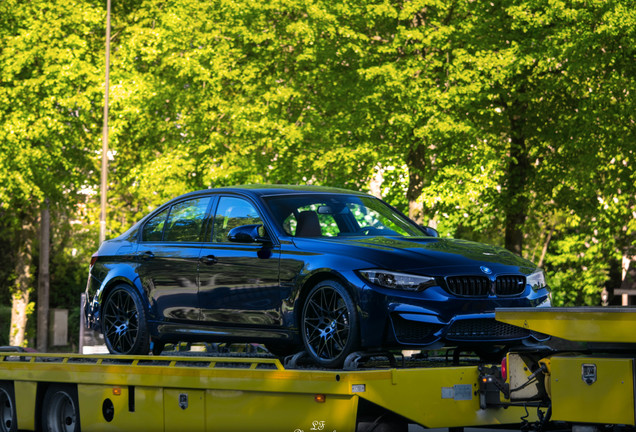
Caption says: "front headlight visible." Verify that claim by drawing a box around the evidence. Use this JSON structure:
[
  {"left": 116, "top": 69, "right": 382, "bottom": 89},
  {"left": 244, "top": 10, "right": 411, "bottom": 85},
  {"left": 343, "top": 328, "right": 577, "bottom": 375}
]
[
  {"left": 527, "top": 269, "right": 548, "bottom": 292},
  {"left": 359, "top": 270, "right": 436, "bottom": 292}
]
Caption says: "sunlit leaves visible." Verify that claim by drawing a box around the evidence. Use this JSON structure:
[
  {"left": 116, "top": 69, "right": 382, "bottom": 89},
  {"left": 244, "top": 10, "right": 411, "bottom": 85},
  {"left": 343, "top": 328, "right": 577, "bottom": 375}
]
[
  {"left": 0, "top": 0, "right": 104, "bottom": 211},
  {"left": 0, "top": 0, "right": 633, "bottom": 312}
]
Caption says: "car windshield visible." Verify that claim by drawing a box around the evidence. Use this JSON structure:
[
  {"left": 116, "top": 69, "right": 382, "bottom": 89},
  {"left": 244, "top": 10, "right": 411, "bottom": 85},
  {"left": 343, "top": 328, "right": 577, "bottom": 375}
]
[{"left": 264, "top": 194, "right": 424, "bottom": 238}]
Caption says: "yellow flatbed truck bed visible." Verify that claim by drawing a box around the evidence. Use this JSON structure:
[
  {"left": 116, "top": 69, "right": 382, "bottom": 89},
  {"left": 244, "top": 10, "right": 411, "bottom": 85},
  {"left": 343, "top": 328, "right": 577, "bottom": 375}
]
[
  {"left": 496, "top": 307, "right": 636, "bottom": 430},
  {"left": 497, "top": 306, "right": 636, "bottom": 344},
  {"left": 3, "top": 307, "right": 636, "bottom": 431},
  {"left": 0, "top": 351, "right": 534, "bottom": 432}
]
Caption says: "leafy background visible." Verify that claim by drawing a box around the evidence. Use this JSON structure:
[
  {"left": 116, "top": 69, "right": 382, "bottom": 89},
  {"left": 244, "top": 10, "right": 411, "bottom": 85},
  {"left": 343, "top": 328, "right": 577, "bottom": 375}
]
[{"left": 0, "top": 0, "right": 634, "bottom": 347}]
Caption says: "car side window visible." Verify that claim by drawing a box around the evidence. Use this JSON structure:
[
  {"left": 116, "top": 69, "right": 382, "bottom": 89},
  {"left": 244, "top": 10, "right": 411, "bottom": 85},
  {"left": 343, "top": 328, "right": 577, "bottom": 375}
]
[
  {"left": 162, "top": 197, "right": 211, "bottom": 242},
  {"left": 213, "top": 197, "right": 263, "bottom": 243},
  {"left": 142, "top": 208, "right": 169, "bottom": 241}
]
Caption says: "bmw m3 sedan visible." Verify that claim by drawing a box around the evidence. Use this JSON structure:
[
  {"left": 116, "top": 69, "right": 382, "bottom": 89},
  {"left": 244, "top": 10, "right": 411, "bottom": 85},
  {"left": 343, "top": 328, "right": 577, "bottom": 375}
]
[{"left": 84, "top": 185, "right": 551, "bottom": 367}]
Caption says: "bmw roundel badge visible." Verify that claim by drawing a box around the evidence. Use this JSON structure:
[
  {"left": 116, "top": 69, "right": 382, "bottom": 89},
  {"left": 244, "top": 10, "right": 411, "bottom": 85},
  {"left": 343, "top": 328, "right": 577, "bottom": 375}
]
[{"left": 480, "top": 266, "right": 493, "bottom": 275}]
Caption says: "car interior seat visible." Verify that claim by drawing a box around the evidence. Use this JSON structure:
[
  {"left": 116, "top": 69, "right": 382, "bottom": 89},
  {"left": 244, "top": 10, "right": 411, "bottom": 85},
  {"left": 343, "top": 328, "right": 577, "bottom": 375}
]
[{"left": 295, "top": 211, "right": 322, "bottom": 237}]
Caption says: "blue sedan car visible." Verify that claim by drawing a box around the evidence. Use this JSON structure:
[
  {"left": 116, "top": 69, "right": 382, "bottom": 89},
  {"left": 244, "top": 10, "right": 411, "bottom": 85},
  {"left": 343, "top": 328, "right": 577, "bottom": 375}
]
[{"left": 84, "top": 185, "right": 551, "bottom": 367}]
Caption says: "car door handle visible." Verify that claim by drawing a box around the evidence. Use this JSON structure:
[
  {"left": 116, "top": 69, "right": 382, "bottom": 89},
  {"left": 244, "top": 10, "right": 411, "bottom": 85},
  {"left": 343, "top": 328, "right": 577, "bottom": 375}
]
[
  {"left": 140, "top": 251, "right": 155, "bottom": 260},
  {"left": 200, "top": 255, "right": 218, "bottom": 265}
]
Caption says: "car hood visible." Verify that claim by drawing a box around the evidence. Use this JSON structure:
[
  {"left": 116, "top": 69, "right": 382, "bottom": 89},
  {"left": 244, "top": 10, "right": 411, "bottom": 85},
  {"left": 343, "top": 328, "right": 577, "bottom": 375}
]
[{"left": 291, "top": 236, "right": 537, "bottom": 276}]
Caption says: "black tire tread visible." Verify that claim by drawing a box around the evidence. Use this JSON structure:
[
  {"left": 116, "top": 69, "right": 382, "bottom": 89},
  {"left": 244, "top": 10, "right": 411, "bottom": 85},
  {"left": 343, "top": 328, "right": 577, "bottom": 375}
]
[
  {"left": 41, "top": 384, "right": 81, "bottom": 432},
  {"left": 301, "top": 279, "right": 360, "bottom": 368},
  {"left": 0, "top": 381, "right": 17, "bottom": 432},
  {"left": 102, "top": 284, "right": 150, "bottom": 355}
]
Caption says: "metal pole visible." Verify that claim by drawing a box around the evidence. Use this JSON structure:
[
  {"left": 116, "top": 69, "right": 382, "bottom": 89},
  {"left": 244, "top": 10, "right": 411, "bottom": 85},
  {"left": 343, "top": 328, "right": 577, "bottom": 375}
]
[
  {"left": 100, "top": 0, "right": 111, "bottom": 245},
  {"left": 36, "top": 200, "right": 50, "bottom": 352},
  {"left": 79, "top": 293, "right": 86, "bottom": 354}
]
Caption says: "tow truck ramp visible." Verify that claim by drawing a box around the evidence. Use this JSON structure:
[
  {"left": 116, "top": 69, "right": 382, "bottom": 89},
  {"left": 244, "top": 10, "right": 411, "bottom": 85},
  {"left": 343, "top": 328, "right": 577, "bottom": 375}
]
[{"left": 496, "top": 307, "right": 636, "bottom": 430}]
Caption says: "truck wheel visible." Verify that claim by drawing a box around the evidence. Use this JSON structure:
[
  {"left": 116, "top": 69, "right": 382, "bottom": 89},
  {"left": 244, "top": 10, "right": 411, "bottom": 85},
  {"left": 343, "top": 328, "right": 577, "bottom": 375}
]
[
  {"left": 102, "top": 284, "right": 150, "bottom": 355},
  {"left": 41, "top": 385, "right": 81, "bottom": 432},
  {"left": 301, "top": 280, "right": 359, "bottom": 368},
  {"left": 0, "top": 382, "right": 17, "bottom": 432}
]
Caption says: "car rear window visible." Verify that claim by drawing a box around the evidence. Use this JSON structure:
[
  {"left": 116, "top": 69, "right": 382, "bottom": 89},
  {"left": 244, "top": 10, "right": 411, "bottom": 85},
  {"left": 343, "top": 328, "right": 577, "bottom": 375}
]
[{"left": 141, "top": 197, "right": 211, "bottom": 242}]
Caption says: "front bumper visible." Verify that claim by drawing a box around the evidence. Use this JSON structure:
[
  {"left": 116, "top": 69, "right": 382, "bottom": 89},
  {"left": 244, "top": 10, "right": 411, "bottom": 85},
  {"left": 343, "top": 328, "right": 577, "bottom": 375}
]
[
  {"left": 388, "top": 312, "right": 536, "bottom": 346},
  {"left": 358, "top": 282, "right": 551, "bottom": 348}
]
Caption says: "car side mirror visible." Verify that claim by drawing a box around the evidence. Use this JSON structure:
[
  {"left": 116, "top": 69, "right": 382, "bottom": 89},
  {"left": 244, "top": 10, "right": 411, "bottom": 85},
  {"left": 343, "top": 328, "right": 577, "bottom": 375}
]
[
  {"left": 228, "top": 224, "right": 270, "bottom": 243},
  {"left": 420, "top": 225, "right": 439, "bottom": 237}
]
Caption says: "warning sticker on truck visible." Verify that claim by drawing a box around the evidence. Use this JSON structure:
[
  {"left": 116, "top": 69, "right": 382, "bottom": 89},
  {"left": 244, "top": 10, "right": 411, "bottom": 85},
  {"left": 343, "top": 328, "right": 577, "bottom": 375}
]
[{"left": 441, "top": 384, "right": 472, "bottom": 400}]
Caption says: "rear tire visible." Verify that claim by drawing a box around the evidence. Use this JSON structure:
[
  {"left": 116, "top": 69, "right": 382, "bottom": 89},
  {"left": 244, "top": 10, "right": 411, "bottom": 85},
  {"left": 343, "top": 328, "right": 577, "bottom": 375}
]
[
  {"left": 0, "top": 382, "right": 17, "bottom": 432},
  {"left": 301, "top": 280, "right": 359, "bottom": 368},
  {"left": 41, "top": 385, "right": 81, "bottom": 432},
  {"left": 102, "top": 284, "right": 150, "bottom": 355}
]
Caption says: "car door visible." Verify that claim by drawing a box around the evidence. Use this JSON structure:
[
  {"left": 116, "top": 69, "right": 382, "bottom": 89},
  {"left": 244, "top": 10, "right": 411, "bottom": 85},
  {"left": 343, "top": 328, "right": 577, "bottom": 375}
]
[
  {"left": 137, "top": 196, "right": 212, "bottom": 322},
  {"left": 198, "top": 195, "right": 282, "bottom": 327}
]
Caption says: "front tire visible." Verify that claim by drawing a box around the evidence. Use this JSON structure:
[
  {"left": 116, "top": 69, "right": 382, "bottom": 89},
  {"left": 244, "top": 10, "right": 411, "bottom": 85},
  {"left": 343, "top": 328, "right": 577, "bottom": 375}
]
[
  {"left": 301, "top": 280, "right": 359, "bottom": 368},
  {"left": 102, "top": 284, "right": 150, "bottom": 355}
]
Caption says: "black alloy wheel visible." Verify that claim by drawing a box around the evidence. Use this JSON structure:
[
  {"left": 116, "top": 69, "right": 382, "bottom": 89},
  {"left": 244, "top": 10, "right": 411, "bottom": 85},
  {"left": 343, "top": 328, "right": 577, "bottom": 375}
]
[
  {"left": 0, "top": 383, "right": 17, "bottom": 432},
  {"left": 41, "top": 385, "right": 81, "bottom": 432},
  {"left": 102, "top": 284, "right": 150, "bottom": 355},
  {"left": 301, "top": 280, "right": 359, "bottom": 368}
]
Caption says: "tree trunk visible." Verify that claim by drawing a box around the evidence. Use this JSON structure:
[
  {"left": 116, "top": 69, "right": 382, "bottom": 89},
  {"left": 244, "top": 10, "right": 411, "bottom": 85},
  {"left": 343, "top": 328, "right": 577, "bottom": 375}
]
[
  {"left": 407, "top": 187, "right": 424, "bottom": 223},
  {"left": 537, "top": 226, "right": 554, "bottom": 268},
  {"left": 9, "top": 220, "right": 34, "bottom": 347},
  {"left": 406, "top": 145, "right": 428, "bottom": 223},
  {"left": 503, "top": 101, "right": 530, "bottom": 255},
  {"left": 504, "top": 138, "right": 529, "bottom": 255},
  {"left": 37, "top": 202, "right": 50, "bottom": 352}
]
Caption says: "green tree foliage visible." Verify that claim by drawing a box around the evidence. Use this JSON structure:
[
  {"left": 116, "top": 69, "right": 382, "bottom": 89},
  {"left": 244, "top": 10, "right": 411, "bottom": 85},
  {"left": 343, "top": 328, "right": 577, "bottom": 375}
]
[
  {"left": 416, "top": 0, "right": 635, "bottom": 304},
  {"left": 104, "top": 0, "right": 382, "bottom": 228},
  {"left": 0, "top": 0, "right": 634, "bottom": 347},
  {"left": 0, "top": 0, "right": 104, "bottom": 345}
]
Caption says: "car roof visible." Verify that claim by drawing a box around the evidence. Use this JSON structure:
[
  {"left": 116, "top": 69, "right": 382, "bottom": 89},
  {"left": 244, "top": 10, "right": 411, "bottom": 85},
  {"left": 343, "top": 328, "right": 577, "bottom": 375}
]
[{"left": 181, "top": 184, "right": 370, "bottom": 199}]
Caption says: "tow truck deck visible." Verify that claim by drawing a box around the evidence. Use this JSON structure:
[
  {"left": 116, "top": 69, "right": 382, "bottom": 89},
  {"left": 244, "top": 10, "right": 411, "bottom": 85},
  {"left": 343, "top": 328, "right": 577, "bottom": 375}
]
[
  {"left": 0, "top": 307, "right": 634, "bottom": 431},
  {"left": 496, "top": 307, "right": 636, "bottom": 429}
]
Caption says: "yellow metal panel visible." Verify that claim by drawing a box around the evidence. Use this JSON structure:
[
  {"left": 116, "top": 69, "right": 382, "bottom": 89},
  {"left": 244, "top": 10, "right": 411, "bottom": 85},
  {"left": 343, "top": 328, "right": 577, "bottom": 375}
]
[
  {"left": 205, "top": 390, "right": 358, "bottom": 432},
  {"left": 0, "top": 353, "right": 537, "bottom": 430},
  {"left": 14, "top": 381, "right": 36, "bottom": 431},
  {"left": 164, "top": 389, "right": 206, "bottom": 432},
  {"left": 346, "top": 367, "right": 536, "bottom": 428},
  {"left": 549, "top": 357, "right": 635, "bottom": 425},
  {"left": 496, "top": 307, "right": 636, "bottom": 343},
  {"left": 78, "top": 385, "right": 164, "bottom": 432}
]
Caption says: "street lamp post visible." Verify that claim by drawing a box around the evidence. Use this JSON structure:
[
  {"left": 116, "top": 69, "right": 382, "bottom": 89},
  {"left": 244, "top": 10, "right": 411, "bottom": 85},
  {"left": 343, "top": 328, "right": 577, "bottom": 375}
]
[{"left": 100, "top": 0, "right": 111, "bottom": 245}]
